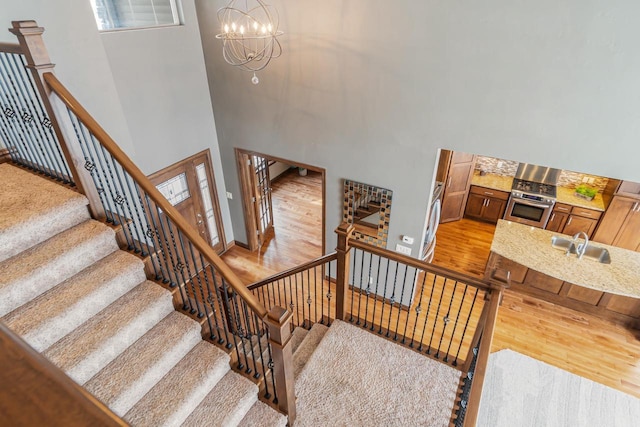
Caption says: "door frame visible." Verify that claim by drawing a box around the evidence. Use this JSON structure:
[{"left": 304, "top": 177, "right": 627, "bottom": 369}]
[
  {"left": 148, "top": 149, "right": 227, "bottom": 253},
  {"left": 235, "top": 148, "right": 326, "bottom": 255}
]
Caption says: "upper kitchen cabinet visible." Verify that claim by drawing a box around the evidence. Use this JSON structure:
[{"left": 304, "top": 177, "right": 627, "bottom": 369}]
[
  {"left": 616, "top": 181, "right": 640, "bottom": 198},
  {"left": 439, "top": 150, "right": 476, "bottom": 223},
  {"left": 592, "top": 195, "right": 640, "bottom": 251}
]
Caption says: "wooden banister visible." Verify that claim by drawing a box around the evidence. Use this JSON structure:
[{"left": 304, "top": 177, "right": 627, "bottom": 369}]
[
  {"left": 348, "top": 236, "right": 505, "bottom": 292},
  {"left": 264, "top": 307, "right": 296, "bottom": 424},
  {"left": 42, "top": 72, "right": 268, "bottom": 320},
  {"left": 247, "top": 252, "right": 337, "bottom": 290},
  {"left": 0, "top": 42, "right": 23, "bottom": 54},
  {"left": 462, "top": 287, "right": 503, "bottom": 427},
  {"left": 0, "top": 322, "right": 126, "bottom": 427}
]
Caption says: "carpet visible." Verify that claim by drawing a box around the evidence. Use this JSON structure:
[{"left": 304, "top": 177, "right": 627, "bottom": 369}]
[
  {"left": 478, "top": 349, "right": 640, "bottom": 427},
  {"left": 294, "top": 320, "right": 461, "bottom": 427}
]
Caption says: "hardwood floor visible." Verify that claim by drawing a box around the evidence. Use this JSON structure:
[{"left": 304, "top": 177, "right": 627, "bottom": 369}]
[
  {"left": 224, "top": 192, "right": 640, "bottom": 399},
  {"left": 434, "top": 219, "right": 640, "bottom": 399},
  {"left": 222, "top": 168, "right": 323, "bottom": 284}
]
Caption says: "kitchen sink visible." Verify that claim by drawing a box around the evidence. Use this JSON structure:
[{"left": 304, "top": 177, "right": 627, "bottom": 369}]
[{"left": 550, "top": 236, "right": 611, "bottom": 264}]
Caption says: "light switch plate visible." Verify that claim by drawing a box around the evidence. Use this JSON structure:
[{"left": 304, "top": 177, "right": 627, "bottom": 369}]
[
  {"left": 402, "top": 236, "right": 414, "bottom": 245},
  {"left": 395, "top": 244, "right": 412, "bottom": 256},
  {"left": 226, "top": 192, "right": 233, "bottom": 199}
]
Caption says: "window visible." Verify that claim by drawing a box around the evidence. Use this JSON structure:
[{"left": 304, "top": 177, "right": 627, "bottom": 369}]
[{"left": 90, "top": 0, "right": 180, "bottom": 31}]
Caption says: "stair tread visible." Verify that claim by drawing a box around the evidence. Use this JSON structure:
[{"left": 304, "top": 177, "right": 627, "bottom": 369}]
[
  {"left": 43, "top": 281, "right": 173, "bottom": 385},
  {"left": 181, "top": 371, "right": 258, "bottom": 427},
  {"left": 85, "top": 311, "right": 202, "bottom": 416},
  {"left": 238, "top": 401, "right": 287, "bottom": 427},
  {"left": 0, "top": 220, "right": 118, "bottom": 317},
  {"left": 0, "top": 163, "right": 89, "bottom": 263},
  {"left": 294, "top": 323, "right": 329, "bottom": 378},
  {"left": 124, "top": 341, "right": 231, "bottom": 427},
  {"left": 291, "top": 327, "right": 309, "bottom": 354},
  {"left": 3, "top": 250, "right": 145, "bottom": 352}
]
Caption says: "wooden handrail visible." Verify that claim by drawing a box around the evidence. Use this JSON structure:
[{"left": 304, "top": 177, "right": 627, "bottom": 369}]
[
  {"left": 0, "top": 42, "right": 23, "bottom": 54},
  {"left": 348, "top": 238, "right": 505, "bottom": 292},
  {"left": 0, "top": 322, "right": 126, "bottom": 426},
  {"left": 462, "top": 287, "right": 503, "bottom": 427},
  {"left": 247, "top": 252, "right": 338, "bottom": 290},
  {"left": 42, "top": 72, "right": 268, "bottom": 320}
]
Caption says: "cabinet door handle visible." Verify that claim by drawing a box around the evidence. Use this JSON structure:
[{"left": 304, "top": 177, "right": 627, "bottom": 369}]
[
  {"left": 634, "top": 202, "right": 639, "bottom": 212},
  {"left": 557, "top": 206, "right": 569, "bottom": 212},
  {"left": 447, "top": 176, "right": 452, "bottom": 188},
  {"left": 484, "top": 191, "right": 494, "bottom": 196},
  {"left": 567, "top": 216, "right": 572, "bottom": 225},
  {"left": 486, "top": 199, "right": 490, "bottom": 207},
  {"left": 550, "top": 213, "right": 555, "bottom": 222}
]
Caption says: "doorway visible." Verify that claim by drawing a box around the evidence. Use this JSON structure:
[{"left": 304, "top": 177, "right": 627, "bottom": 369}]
[
  {"left": 149, "top": 150, "right": 226, "bottom": 254},
  {"left": 235, "top": 148, "right": 326, "bottom": 257}
]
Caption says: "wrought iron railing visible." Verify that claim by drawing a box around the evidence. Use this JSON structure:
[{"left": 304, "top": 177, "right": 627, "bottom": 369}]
[
  {"left": 0, "top": 45, "right": 74, "bottom": 185},
  {"left": 248, "top": 253, "right": 337, "bottom": 329}
]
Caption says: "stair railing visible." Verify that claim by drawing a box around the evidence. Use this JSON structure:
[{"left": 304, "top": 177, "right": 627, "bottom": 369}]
[
  {"left": 333, "top": 223, "right": 507, "bottom": 427},
  {"left": 6, "top": 20, "right": 296, "bottom": 422}
]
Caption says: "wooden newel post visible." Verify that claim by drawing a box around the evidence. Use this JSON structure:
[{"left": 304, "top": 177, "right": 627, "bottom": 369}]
[
  {"left": 9, "top": 20, "right": 105, "bottom": 220},
  {"left": 334, "top": 222, "right": 354, "bottom": 321},
  {"left": 265, "top": 306, "right": 296, "bottom": 424}
]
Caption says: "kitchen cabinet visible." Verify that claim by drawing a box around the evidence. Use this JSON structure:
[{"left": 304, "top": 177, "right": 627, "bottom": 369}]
[
  {"left": 616, "top": 181, "right": 640, "bottom": 198},
  {"left": 592, "top": 196, "right": 640, "bottom": 252},
  {"left": 545, "top": 203, "right": 571, "bottom": 232},
  {"left": 439, "top": 151, "right": 476, "bottom": 223},
  {"left": 560, "top": 206, "right": 601, "bottom": 238},
  {"left": 464, "top": 186, "right": 509, "bottom": 224}
]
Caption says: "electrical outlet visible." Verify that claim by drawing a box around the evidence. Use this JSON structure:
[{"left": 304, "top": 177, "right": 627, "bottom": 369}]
[
  {"left": 369, "top": 276, "right": 374, "bottom": 285},
  {"left": 582, "top": 176, "right": 589, "bottom": 183},
  {"left": 226, "top": 191, "right": 233, "bottom": 199},
  {"left": 395, "top": 244, "right": 412, "bottom": 256},
  {"left": 402, "top": 235, "right": 414, "bottom": 245},
  {"left": 497, "top": 161, "right": 504, "bottom": 168}
]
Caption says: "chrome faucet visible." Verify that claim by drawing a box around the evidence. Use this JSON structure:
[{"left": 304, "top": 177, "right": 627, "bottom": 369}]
[{"left": 572, "top": 231, "right": 589, "bottom": 259}]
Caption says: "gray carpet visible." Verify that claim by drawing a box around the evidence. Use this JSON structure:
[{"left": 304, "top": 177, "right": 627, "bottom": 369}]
[
  {"left": 294, "top": 320, "right": 461, "bottom": 427},
  {"left": 478, "top": 349, "right": 640, "bottom": 427}
]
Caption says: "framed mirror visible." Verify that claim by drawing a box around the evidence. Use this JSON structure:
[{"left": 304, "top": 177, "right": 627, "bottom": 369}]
[{"left": 343, "top": 180, "right": 393, "bottom": 248}]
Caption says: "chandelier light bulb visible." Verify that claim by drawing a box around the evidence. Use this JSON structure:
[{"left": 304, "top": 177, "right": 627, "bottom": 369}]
[
  {"left": 267, "top": 23, "right": 272, "bottom": 33},
  {"left": 253, "top": 21, "right": 259, "bottom": 31},
  {"left": 224, "top": 24, "right": 229, "bottom": 33},
  {"left": 240, "top": 25, "right": 245, "bottom": 34},
  {"left": 261, "top": 25, "right": 267, "bottom": 34},
  {"left": 231, "top": 22, "right": 236, "bottom": 32}
]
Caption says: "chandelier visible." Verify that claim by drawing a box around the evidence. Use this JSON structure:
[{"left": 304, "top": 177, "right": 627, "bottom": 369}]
[{"left": 216, "top": 0, "right": 283, "bottom": 84}]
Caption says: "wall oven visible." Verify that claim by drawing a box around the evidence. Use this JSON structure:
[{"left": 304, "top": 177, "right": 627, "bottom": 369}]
[{"left": 504, "top": 194, "right": 555, "bottom": 228}]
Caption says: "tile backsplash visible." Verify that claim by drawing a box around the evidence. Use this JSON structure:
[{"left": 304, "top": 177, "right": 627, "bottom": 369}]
[{"left": 475, "top": 156, "right": 608, "bottom": 192}]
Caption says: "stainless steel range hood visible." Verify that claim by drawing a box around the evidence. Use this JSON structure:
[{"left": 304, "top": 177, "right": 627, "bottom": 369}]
[{"left": 514, "top": 163, "right": 561, "bottom": 185}]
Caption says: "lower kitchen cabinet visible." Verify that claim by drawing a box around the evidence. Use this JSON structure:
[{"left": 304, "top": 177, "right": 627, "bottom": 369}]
[
  {"left": 563, "top": 214, "right": 598, "bottom": 237},
  {"left": 592, "top": 196, "right": 640, "bottom": 252},
  {"left": 464, "top": 186, "right": 509, "bottom": 224},
  {"left": 545, "top": 211, "right": 569, "bottom": 232}
]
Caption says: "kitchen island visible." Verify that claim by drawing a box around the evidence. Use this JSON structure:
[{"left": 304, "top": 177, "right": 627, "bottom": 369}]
[{"left": 485, "top": 220, "right": 640, "bottom": 327}]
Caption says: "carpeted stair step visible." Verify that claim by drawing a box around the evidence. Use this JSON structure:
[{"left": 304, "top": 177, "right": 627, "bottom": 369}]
[
  {"left": 0, "top": 219, "right": 118, "bottom": 317},
  {"left": 44, "top": 281, "right": 173, "bottom": 385},
  {"left": 239, "top": 401, "right": 287, "bottom": 427},
  {"left": 2, "top": 250, "right": 145, "bottom": 352},
  {"left": 293, "top": 323, "right": 329, "bottom": 378},
  {"left": 85, "top": 311, "right": 203, "bottom": 416},
  {"left": 181, "top": 371, "right": 258, "bottom": 427},
  {"left": 124, "top": 341, "right": 231, "bottom": 426},
  {"left": 0, "top": 163, "right": 90, "bottom": 263},
  {"left": 291, "top": 327, "right": 308, "bottom": 354}
]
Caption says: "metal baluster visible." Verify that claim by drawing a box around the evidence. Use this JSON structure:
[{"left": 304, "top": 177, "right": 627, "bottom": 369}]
[
  {"left": 320, "top": 263, "right": 325, "bottom": 324},
  {"left": 418, "top": 274, "right": 438, "bottom": 351},
  {"left": 119, "top": 169, "right": 155, "bottom": 256},
  {"left": 313, "top": 266, "right": 318, "bottom": 323},
  {"left": 349, "top": 249, "right": 358, "bottom": 322},
  {"left": 452, "top": 288, "right": 480, "bottom": 366},
  {"left": 410, "top": 271, "right": 429, "bottom": 347},
  {"left": 220, "top": 277, "right": 247, "bottom": 368},
  {"left": 0, "top": 55, "right": 49, "bottom": 174},
  {"left": 160, "top": 213, "right": 193, "bottom": 312},
  {"left": 386, "top": 262, "right": 400, "bottom": 337},
  {"left": 252, "top": 313, "right": 270, "bottom": 394},
  {"left": 369, "top": 254, "right": 382, "bottom": 331},
  {"left": 240, "top": 301, "right": 257, "bottom": 376},
  {"left": 209, "top": 266, "right": 232, "bottom": 346},
  {"left": 378, "top": 259, "right": 391, "bottom": 334},
  {"left": 17, "top": 55, "right": 73, "bottom": 183},
  {"left": 326, "top": 261, "right": 332, "bottom": 326},
  {"left": 264, "top": 328, "right": 277, "bottom": 401},
  {"left": 402, "top": 268, "right": 419, "bottom": 344},
  {"left": 393, "top": 265, "right": 410, "bottom": 341},
  {"left": 69, "top": 116, "right": 117, "bottom": 225},
  {"left": 136, "top": 184, "right": 170, "bottom": 282},
  {"left": 427, "top": 277, "right": 450, "bottom": 356},
  {"left": 435, "top": 280, "right": 459, "bottom": 359},
  {"left": 265, "top": 279, "right": 273, "bottom": 311},
  {"left": 296, "top": 273, "right": 306, "bottom": 328},
  {"left": 444, "top": 284, "right": 469, "bottom": 364},
  {"left": 288, "top": 275, "right": 298, "bottom": 327},
  {"left": 276, "top": 278, "right": 283, "bottom": 308},
  {"left": 362, "top": 252, "right": 373, "bottom": 328},
  {"left": 7, "top": 54, "right": 66, "bottom": 181},
  {"left": 175, "top": 229, "right": 204, "bottom": 316},
  {"left": 306, "top": 269, "right": 312, "bottom": 324},
  {"left": 185, "top": 241, "right": 207, "bottom": 319},
  {"left": 199, "top": 254, "right": 223, "bottom": 343},
  {"left": 356, "top": 249, "right": 366, "bottom": 325}
]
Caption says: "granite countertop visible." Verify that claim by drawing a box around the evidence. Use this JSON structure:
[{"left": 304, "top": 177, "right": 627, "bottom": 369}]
[
  {"left": 470, "top": 172, "right": 513, "bottom": 192},
  {"left": 491, "top": 220, "right": 640, "bottom": 298},
  {"left": 556, "top": 187, "right": 606, "bottom": 211},
  {"left": 471, "top": 172, "right": 607, "bottom": 211}
]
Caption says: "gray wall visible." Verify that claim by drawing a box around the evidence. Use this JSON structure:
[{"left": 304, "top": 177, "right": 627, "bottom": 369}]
[
  {"left": 196, "top": 0, "right": 640, "bottom": 255},
  {"left": 1, "top": 0, "right": 234, "bottom": 242}
]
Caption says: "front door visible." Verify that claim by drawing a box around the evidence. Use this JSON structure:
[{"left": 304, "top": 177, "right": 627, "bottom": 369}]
[{"left": 149, "top": 150, "right": 225, "bottom": 256}]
